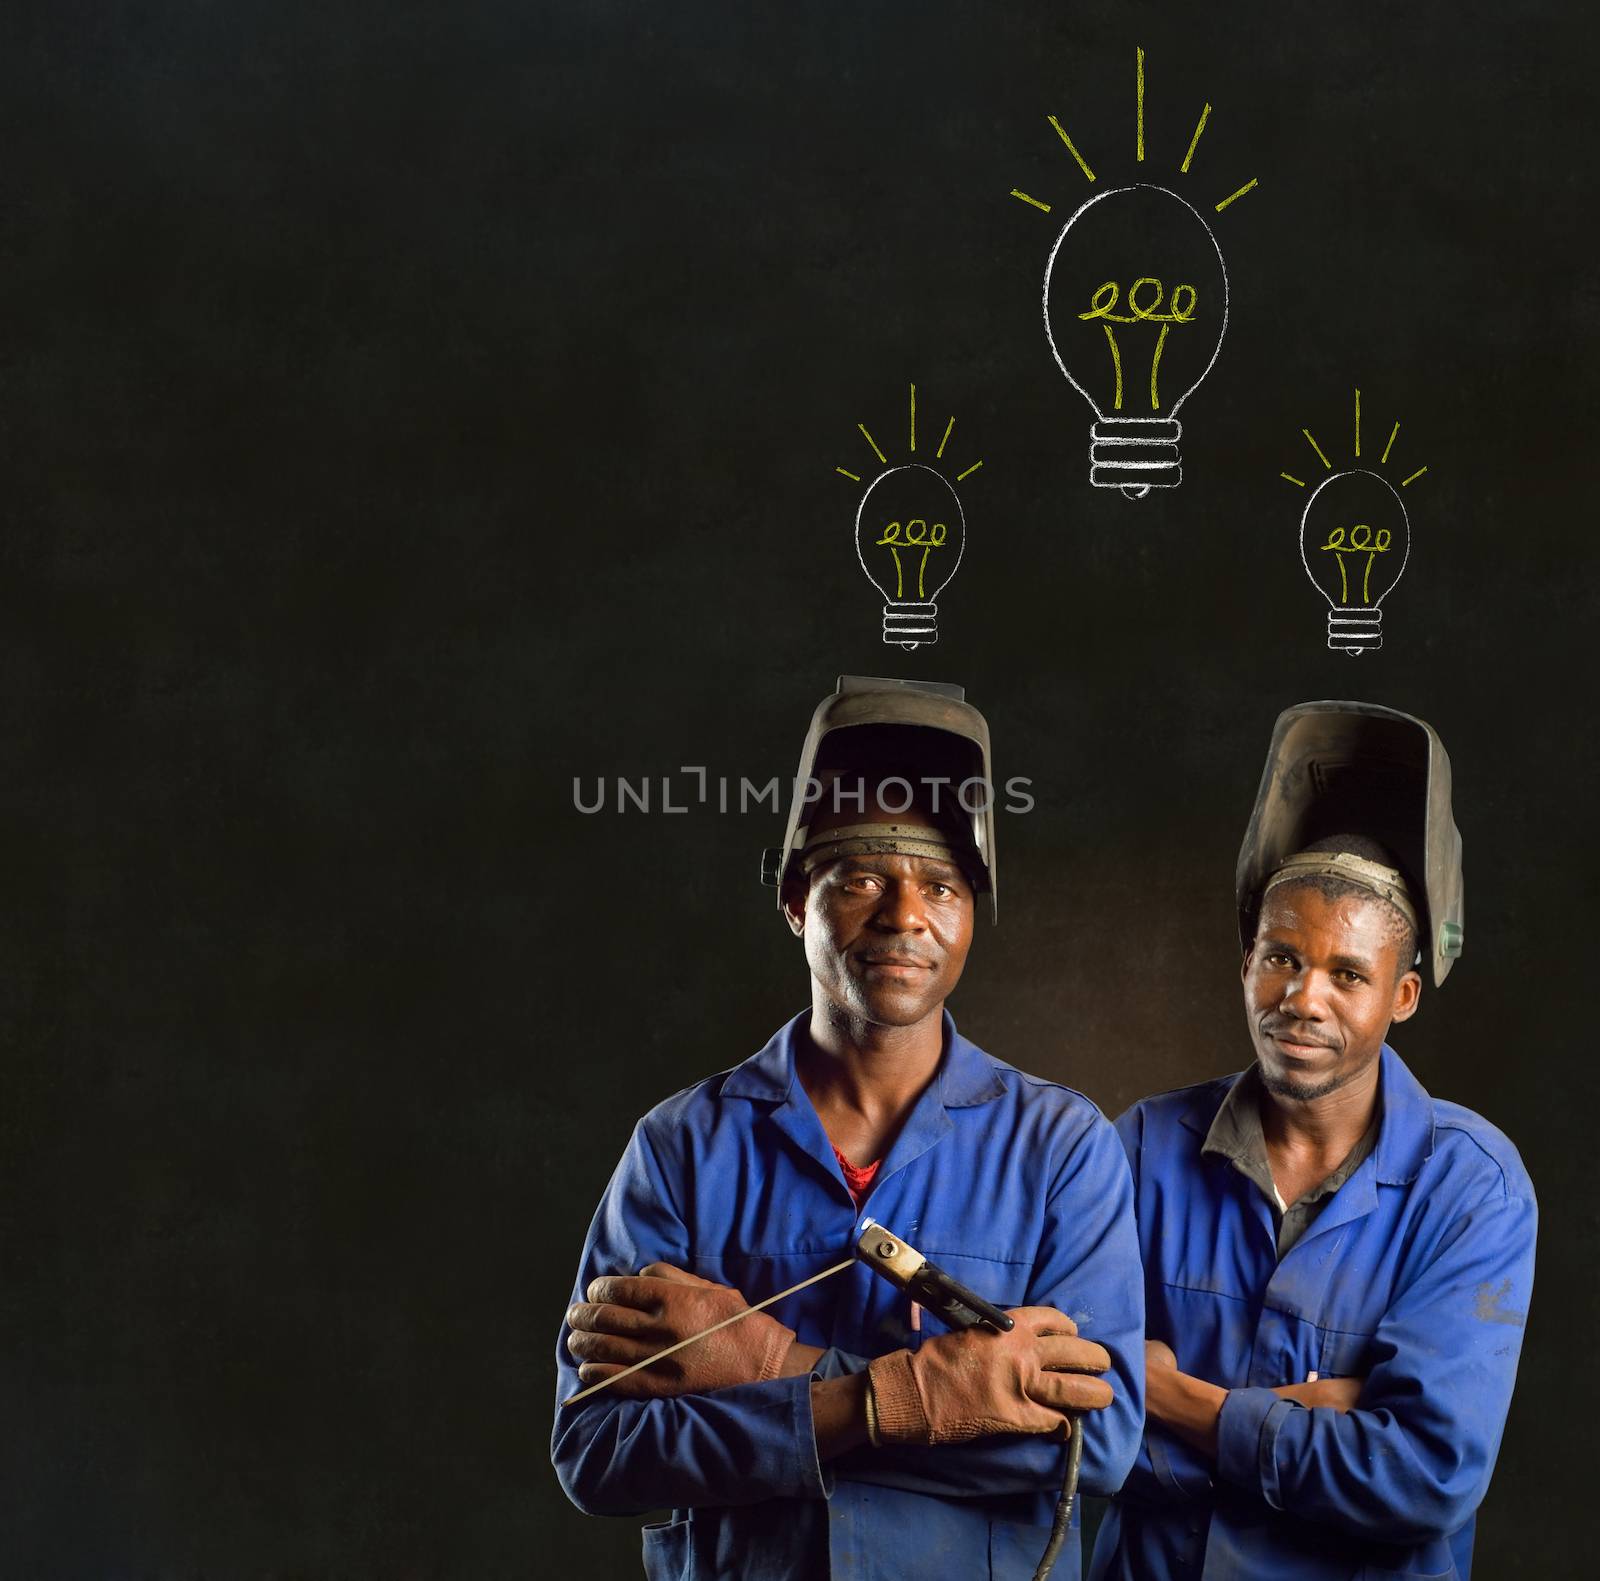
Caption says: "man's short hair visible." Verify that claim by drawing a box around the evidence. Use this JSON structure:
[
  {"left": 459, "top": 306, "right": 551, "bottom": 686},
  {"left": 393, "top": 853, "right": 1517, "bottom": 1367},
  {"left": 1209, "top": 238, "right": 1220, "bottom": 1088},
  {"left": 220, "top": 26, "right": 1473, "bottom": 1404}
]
[{"left": 1263, "top": 832, "right": 1419, "bottom": 976}]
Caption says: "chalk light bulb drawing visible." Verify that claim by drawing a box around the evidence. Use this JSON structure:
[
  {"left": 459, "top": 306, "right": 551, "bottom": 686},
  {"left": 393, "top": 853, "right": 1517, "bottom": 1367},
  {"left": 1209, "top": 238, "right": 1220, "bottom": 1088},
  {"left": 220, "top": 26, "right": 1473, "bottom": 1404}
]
[
  {"left": 1044, "top": 186, "right": 1226, "bottom": 496},
  {"left": 1012, "top": 47, "right": 1259, "bottom": 497},
  {"left": 855, "top": 465, "right": 965, "bottom": 647},
  {"left": 836, "top": 385, "right": 982, "bottom": 649},
  {"left": 1281, "top": 390, "right": 1428, "bottom": 655}
]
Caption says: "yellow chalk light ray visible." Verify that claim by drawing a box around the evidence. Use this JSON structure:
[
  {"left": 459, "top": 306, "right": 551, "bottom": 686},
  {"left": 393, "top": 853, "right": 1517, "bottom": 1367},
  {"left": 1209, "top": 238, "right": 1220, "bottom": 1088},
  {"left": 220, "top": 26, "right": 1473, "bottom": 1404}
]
[
  {"left": 1215, "top": 177, "right": 1258, "bottom": 212},
  {"left": 1276, "top": 398, "right": 1430, "bottom": 492},
  {"left": 1180, "top": 104, "right": 1211, "bottom": 173},
  {"left": 1136, "top": 47, "right": 1146, "bottom": 162},
  {"left": 1302, "top": 429, "right": 1333, "bottom": 470},
  {"left": 833, "top": 391, "right": 984, "bottom": 489},
  {"left": 1047, "top": 115, "right": 1096, "bottom": 182},
  {"left": 1011, "top": 49, "right": 1257, "bottom": 220}
]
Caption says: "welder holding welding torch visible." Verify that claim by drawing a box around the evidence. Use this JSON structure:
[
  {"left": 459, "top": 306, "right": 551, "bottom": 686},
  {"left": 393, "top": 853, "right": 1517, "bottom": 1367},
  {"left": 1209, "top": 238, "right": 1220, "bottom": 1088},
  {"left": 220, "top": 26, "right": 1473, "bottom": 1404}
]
[{"left": 551, "top": 677, "right": 1144, "bottom": 1580}]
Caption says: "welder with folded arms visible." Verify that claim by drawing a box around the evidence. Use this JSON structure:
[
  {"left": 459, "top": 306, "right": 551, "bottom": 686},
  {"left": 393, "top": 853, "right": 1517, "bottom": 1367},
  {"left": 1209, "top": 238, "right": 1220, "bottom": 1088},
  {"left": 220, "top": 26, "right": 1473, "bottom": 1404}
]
[
  {"left": 552, "top": 676, "right": 1144, "bottom": 1580},
  {"left": 1090, "top": 701, "right": 1536, "bottom": 1581}
]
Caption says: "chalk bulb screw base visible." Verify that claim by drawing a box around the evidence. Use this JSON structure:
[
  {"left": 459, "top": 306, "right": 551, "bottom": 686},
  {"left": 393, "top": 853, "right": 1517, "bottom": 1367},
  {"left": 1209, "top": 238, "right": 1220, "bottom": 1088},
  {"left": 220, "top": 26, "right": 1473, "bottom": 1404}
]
[
  {"left": 883, "top": 601, "right": 937, "bottom": 650},
  {"left": 1328, "top": 605, "right": 1382, "bottom": 655}
]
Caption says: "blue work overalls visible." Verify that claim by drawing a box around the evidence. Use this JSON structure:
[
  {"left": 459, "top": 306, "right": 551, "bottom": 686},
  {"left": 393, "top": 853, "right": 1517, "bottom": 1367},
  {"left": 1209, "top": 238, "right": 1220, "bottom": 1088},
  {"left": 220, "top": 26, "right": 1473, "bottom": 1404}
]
[
  {"left": 553, "top": 1009, "right": 1146, "bottom": 1579},
  {"left": 1092, "top": 1047, "right": 1536, "bottom": 1581}
]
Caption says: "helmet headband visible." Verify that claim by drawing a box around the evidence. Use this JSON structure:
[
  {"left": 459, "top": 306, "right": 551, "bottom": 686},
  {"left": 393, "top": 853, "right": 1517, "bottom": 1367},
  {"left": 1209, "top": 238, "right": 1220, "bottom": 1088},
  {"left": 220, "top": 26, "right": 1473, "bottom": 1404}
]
[{"left": 1262, "top": 849, "right": 1419, "bottom": 934}]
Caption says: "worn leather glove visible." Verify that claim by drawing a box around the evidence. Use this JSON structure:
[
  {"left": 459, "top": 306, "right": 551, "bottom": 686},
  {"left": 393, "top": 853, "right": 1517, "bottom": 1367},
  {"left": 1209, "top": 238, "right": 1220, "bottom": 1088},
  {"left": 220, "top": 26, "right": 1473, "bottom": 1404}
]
[
  {"left": 867, "top": 1306, "right": 1113, "bottom": 1444},
  {"left": 566, "top": 1262, "right": 797, "bottom": 1398}
]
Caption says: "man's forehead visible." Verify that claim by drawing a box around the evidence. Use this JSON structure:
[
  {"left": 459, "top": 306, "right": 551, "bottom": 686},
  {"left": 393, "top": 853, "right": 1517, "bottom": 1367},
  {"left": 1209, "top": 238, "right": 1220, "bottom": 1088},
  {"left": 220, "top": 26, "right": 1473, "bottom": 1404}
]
[
  {"left": 829, "top": 849, "right": 966, "bottom": 879},
  {"left": 1258, "top": 886, "right": 1396, "bottom": 949}
]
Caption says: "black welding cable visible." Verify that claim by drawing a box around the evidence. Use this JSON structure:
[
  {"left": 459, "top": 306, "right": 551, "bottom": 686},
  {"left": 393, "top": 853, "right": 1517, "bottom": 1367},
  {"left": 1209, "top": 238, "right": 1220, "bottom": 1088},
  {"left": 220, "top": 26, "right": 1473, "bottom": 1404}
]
[{"left": 1031, "top": 1414, "right": 1084, "bottom": 1581}]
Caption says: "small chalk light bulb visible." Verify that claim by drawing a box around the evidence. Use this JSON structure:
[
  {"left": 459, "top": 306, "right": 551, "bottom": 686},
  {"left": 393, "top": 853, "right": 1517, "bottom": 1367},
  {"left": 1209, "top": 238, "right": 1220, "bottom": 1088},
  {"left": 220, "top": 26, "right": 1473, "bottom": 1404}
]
[
  {"left": 854, "top": 464, "right": 966, "bottom": 649},
  {"left": 1043, "top": 184, "right": 1229, "bottom": 497},
  {"left": 1299, "top": 469, "right": 1411, "bottom": 654}
]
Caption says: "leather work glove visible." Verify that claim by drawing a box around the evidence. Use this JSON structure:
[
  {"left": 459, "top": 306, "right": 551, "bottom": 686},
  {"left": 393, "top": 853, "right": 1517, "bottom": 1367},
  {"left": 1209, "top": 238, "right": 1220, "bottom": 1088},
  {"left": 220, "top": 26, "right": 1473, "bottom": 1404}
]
[
  {"left": 566, "top": 1262, "right": 797, "bottom": 1398},
  {"left": 867, "top": 1306, "right": 1113, "bottom": 1444}
]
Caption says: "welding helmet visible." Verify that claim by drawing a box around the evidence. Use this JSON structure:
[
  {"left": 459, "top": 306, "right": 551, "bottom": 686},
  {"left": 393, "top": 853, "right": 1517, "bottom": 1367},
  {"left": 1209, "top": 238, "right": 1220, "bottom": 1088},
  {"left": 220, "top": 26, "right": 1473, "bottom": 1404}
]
[
  {"left": 1236, "top": 700, "right": 1464, "bottom": 986},
  {"left": 759, "top": 676, "right": 997, "bottom": 921}
]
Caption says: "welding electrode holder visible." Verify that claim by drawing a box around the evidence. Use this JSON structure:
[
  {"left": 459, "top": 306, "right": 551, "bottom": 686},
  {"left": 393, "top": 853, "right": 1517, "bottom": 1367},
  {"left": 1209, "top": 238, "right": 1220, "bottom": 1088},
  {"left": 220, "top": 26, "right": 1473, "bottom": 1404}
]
[{"left": 854, "top": 1219, "right": 1015, "bottom": 1334}]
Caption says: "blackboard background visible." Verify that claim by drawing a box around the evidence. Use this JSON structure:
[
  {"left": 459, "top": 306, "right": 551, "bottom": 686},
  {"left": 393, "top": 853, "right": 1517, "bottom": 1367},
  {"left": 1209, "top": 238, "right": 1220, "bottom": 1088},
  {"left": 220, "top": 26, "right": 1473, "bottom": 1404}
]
[{"left": 5, "top": 1, "right": 1595, "bottom": 1574}]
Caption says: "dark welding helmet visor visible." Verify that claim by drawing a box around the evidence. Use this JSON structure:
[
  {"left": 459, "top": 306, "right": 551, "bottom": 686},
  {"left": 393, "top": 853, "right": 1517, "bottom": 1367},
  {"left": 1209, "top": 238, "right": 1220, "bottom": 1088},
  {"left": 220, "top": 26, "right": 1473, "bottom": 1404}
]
[
  {"left": 1236, "top": 700, "right": 1464, "bottom": 986},
  {"left": 760, "top": 676, "right": 997, "bottom": 921}
]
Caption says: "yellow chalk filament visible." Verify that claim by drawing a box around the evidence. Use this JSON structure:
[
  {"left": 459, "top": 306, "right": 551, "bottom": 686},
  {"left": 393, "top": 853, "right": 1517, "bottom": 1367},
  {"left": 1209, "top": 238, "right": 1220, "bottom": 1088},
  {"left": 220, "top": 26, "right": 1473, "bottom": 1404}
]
[
  {"left": 936, "top": 416, "right": 955, "bottom": 459},
  {"left": 1302, "top": 429, "right": 1332, "bottom": 470},
  {"left": 1010, "top": 188, "right": 1053, "bottom": 212},
  {"left": 1401, "top": 466, "right": 1428, "bottom": 487},
  {"left": 1280, "top": 473, "right": 1306, "bottom": 487},
  {"left": 1102, "top": 324, "right": 1124, "bottom": 411},
  {"left": 1381, "top": 422, "right": 1400, "bottom": 464},
  {"left": 858, "top": 424, "right": 887, "bottom": 465},
  {"left": 1047, "top": 116, "right": 1096, "bottom": 182},
  {"left": 909, "top": 383, "right": 916, "bottom": 452},
  {"left": 1150, "top": 323, "right": 1170, "bottom": 411},
  {"left": 1215, "top": 177, "right": 1258, "bottom": 212},
  {"left": 1181, "top": 104, "right": 1211, "bottom": 173},
  {"left": 836, "top": 467, "right": 861, "bottom": 482},
  {"left": 956, "top": 460, "right": 984, "bottom": 481},
  {"left": 1354, "top": 388, "right": 1361, "bottom": 457}
]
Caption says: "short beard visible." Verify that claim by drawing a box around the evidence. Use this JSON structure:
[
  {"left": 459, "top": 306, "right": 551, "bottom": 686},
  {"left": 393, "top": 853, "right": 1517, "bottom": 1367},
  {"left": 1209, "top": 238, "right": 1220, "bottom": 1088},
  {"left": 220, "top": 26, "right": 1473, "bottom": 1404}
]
[{"left": 1258, "top": 1064, "right": 1350, "bottom": 1103}]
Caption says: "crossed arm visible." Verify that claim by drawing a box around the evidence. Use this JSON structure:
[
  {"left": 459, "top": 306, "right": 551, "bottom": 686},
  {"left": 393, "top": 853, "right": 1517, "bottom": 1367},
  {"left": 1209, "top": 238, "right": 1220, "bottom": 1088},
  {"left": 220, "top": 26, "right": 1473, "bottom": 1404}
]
[
  {"left": 1125, "top": 1200, "right": 1537, "bottom": 1543},
  {"left": 551, "top": 1114, "right": 1145, "bottom": 1516},
  {"left": 567, "top": 1261, "right": 1114, "bottom": 1458},
  {"left": 1142, "top": 1338, "right": 1362, "bottom": 1459}
]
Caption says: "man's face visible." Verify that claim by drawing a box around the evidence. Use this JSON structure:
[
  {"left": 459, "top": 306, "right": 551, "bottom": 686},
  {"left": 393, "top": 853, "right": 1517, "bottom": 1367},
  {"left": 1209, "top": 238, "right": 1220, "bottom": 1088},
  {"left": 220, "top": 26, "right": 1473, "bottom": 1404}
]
[
  {"left": 1242, "top": 884, "right": 1421, "bottom": 1102},
  {"left": 782, "top": 797, "right": 975, "bottom": 1029}
]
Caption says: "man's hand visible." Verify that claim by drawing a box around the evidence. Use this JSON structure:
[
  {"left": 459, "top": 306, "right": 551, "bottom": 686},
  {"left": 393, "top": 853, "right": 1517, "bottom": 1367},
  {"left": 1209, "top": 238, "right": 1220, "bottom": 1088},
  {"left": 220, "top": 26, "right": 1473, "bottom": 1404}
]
[
  {"left": 1144, "top": 1336, "right": 1226, "bottom": 1458},
  {"left": 566, "top": 1262, "right": 796, "bottom": 1398},
  {"left": 1146, "top": 1338, "right": 1178, "bottom": 1373},
  {"left": 867, "top": 1306, "right": 1113, "bottom": 1445}
]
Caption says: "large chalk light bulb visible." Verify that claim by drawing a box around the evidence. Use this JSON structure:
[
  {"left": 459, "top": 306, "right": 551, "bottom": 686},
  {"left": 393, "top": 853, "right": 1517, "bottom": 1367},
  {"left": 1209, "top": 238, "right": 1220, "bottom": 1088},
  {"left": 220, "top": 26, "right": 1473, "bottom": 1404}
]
[
  {"left": 1299, "top": 469, "right": 1410, "bottom": 654},
  {"left": 854, "top": 464, "right": 966, "bottom": 649},
  {"left": 1043, "top": 184, "right": 1228, "bottom": 497}
]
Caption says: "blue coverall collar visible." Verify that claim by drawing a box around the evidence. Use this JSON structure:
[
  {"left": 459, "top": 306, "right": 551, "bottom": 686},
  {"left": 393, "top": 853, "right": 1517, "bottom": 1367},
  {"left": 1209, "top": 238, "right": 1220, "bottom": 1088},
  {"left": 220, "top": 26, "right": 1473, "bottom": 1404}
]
[
  {"left": 720, "top": 1009, "right": 1006, "bottom": 1197},
  {"left": 1179, "top": 1044, "right": 1437, "bottom": 1226},
  {"left": 721, "top": 1007, "right": 1004, "bottom": 1106},
  {"left": 1369, "top": 1044, "right": 1437, "bottom": 1185}
]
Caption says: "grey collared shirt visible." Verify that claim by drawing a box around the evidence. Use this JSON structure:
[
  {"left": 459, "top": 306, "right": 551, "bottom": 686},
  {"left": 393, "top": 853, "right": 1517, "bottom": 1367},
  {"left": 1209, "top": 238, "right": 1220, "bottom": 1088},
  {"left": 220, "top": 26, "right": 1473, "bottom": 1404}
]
[{"left": 1201, "top": 1064, "right": 1379, "bottom": 1258}]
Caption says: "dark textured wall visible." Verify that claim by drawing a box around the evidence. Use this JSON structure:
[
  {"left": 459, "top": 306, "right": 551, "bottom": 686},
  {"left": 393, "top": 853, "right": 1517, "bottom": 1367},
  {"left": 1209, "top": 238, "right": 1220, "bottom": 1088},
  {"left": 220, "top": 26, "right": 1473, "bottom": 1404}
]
[{"left": 4, "top": 1, "right": 1593, "bottom": 1574}]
